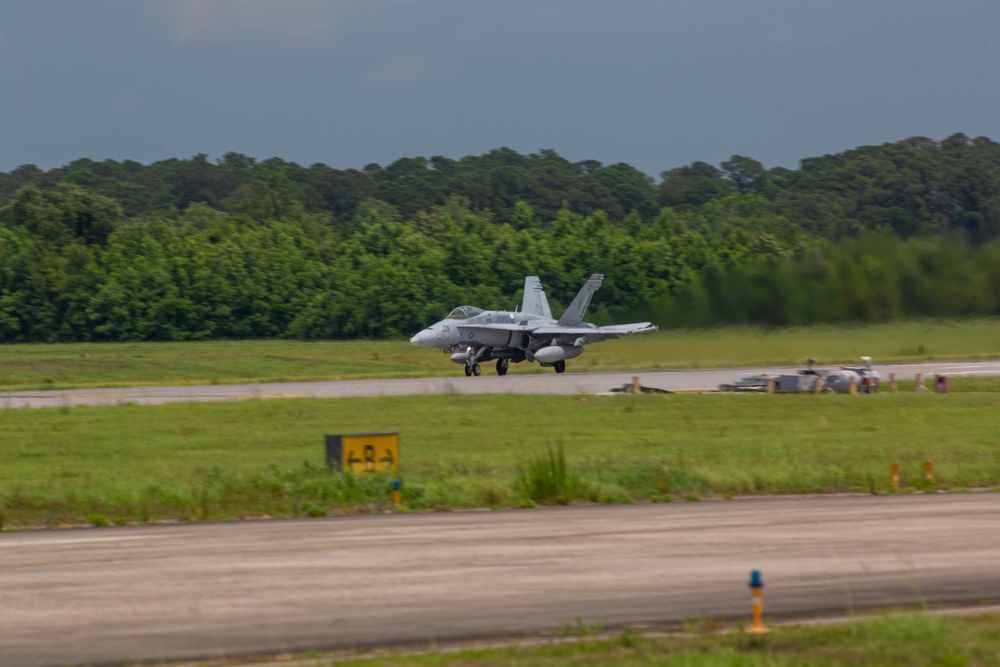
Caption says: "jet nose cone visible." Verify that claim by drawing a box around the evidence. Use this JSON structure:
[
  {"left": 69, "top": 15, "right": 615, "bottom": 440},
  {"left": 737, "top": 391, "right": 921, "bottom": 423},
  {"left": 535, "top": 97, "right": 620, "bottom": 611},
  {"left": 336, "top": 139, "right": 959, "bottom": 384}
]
[{"left": 410, "top": 329, "right": 436, "bottom": 347}]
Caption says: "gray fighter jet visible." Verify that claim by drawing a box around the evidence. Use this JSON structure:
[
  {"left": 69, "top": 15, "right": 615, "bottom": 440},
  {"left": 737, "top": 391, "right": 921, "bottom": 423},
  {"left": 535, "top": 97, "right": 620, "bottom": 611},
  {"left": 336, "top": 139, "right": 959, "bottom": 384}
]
[{"left": 409, "top": 274, "right": 657, "bottom": 376}]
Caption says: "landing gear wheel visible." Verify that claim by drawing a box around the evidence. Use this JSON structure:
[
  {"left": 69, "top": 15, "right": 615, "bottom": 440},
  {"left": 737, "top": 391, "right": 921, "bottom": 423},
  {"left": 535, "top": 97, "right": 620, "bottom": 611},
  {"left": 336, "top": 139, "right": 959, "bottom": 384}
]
[
  {"left": 496, "top": 358, "right": 509, "bottom": 376},
  {"left": 464, "top": 365, "right": 472, "bottom": 377},
  {"left": 554, "top": 360, "right": 566, "bottom": 374},
  {"left": 472, "top": 363, "right": 481, "bottom": 376}
]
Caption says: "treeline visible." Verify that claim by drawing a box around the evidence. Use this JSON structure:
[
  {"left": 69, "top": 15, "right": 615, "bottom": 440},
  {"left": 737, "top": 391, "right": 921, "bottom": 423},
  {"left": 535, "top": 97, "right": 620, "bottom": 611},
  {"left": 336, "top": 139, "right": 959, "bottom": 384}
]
[
  {"left": 0, "top": 185, "right": 807, "bottom": 341},
  {"left": 3, "top": 133, "right": 999, "bottom": 242},
  {"left": 652, "top": 235, "right": 1000, "bottom": 328},
  {"left": 0, "top": 134, "right": 999, "bottom": 343}
]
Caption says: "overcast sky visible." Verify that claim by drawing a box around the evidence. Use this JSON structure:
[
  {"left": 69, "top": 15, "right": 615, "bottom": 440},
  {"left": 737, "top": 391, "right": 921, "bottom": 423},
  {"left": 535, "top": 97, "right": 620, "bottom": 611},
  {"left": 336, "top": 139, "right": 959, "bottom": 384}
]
[{"left": 1, "top": 1, "right": 998, "bottom": 178}]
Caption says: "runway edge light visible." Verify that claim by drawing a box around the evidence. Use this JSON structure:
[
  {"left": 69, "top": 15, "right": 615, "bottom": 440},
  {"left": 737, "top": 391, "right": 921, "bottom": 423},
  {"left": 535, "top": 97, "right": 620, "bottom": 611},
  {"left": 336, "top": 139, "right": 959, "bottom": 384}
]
[{"left": 746, "top": 569, "right": 770, "bottom": 634}]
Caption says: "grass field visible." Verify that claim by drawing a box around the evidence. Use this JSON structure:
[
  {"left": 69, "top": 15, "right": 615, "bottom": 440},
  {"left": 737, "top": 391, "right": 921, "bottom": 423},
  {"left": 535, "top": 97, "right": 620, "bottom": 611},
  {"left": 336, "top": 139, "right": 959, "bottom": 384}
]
[
  {"left": 306, "top": 613, "right": 1000, "bottom": 667},
  {"left": 0, "top": 318, "right": 998, "bottom": 391},
  {"left": 5, "top": 325, "right": 997, "bottom": 665},
  {"left": 3, "top": 389, "right": 999, "bottom": 528}
]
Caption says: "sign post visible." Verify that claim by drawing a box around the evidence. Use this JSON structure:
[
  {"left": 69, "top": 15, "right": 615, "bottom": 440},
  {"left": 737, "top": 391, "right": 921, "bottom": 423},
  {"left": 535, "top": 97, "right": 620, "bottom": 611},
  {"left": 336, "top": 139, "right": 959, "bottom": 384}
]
[{"left": 326, "top": 432, "right": 400, "bottom": 474}]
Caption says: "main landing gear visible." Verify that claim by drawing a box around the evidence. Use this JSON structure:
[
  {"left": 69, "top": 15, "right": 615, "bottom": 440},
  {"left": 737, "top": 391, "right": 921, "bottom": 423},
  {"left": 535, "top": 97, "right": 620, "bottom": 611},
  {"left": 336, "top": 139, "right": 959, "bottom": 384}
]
[{"left": 458, "top": 349, "right": 558, "bottom": 377}]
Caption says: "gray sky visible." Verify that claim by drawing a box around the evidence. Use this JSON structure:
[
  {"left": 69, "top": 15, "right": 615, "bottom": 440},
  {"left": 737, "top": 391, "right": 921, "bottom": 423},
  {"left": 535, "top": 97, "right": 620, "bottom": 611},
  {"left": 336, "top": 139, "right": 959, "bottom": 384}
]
[{"left": 2, "top": 1, "right": 998, "bottom": 178}]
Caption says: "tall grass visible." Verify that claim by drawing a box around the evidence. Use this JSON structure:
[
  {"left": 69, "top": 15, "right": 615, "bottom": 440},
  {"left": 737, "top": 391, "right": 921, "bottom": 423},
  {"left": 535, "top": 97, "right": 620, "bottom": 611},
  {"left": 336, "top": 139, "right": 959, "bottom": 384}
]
[
  {"left": 1, "top": 462, "right": 399, "bottom": 527},
  {"left": 520, "top": 443, "right": 579, "bottom": 505}
]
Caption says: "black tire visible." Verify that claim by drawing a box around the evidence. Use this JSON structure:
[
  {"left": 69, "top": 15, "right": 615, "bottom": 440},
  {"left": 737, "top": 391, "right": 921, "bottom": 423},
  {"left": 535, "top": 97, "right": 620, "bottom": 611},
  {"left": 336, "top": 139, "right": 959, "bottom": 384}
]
[
  {"left": 496, "top": 359, "right": 509, "bottom": 376},
  {"left": 554, "top": 360, "right": 566, "bottom": 374},
  {"left": 472, "top": 363, "right": 481, "bottom": 376},
  {"left": 464, "top": 365, "right": 472, "bottom": 377}
]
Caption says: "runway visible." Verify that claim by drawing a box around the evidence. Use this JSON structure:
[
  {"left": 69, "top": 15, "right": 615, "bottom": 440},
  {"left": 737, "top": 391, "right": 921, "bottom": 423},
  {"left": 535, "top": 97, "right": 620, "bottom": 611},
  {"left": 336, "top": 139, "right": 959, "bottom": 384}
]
[
  {"left": 2, "top": 494, "right": 999, "bottom": 667},
  {"left": 3, "top": 360, "right": 1000, "bottom": 408}
]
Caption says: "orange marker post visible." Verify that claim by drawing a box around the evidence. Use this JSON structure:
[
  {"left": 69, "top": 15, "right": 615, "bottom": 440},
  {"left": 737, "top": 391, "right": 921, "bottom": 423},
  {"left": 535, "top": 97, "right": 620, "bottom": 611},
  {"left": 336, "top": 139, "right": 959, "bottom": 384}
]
[
  {"left": 746, "top": 570, "right": 770, "bottom": 633},
  {"left": 924, "top": 461, "right": 933, "bottom": 483},
  {"left": 891, "top": 462, "right": 899, "bottom": 489}
]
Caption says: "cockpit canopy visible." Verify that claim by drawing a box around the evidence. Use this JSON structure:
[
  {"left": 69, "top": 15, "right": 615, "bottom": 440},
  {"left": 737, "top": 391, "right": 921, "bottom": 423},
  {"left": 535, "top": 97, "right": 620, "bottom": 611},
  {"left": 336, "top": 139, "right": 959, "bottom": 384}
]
[{"left": 445, "top": 306, "right": 484, "bottom": 320}]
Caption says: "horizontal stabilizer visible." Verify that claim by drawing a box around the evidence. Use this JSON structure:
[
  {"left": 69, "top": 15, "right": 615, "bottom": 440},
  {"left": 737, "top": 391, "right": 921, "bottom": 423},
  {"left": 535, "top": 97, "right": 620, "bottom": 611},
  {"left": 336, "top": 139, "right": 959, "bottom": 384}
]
[{"left": 593, "top": 322, "right": 657, "bottom": 335}]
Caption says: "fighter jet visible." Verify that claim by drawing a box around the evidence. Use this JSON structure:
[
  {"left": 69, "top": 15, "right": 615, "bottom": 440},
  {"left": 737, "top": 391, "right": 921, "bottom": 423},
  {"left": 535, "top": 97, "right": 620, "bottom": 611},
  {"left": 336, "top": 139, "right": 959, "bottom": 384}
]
[{"left": 409, "top": 274, "right": 657, "bottom": 376}]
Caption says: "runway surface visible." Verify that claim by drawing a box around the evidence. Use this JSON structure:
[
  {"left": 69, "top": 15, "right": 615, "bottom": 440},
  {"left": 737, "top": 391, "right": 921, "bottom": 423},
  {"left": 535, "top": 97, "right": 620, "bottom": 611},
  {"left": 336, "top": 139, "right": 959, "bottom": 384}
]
[
  {"left": 2, "top": 494, "right": 999, "bottom": 667},
  {"left": 3, "top": 360, "right": 1000, "bottom": 408}
]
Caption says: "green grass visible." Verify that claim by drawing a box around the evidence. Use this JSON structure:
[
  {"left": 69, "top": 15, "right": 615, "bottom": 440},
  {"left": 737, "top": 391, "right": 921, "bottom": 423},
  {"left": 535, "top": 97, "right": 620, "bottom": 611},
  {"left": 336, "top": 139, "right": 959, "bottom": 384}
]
[
  {"left": 2, "top": 390, "right": 999, "bottom": 527},
  {"left": 304, "top": 613, "right": 1000, "bottom": 666},
  {"left": 619, "top": 318, "right": 1000, "bottom": 369},
  {"left": 0, "top": 339, "right": 436, "bottom": 390},
  {"left": 0, "top": 318, "right": 998, "bottom": 391}
]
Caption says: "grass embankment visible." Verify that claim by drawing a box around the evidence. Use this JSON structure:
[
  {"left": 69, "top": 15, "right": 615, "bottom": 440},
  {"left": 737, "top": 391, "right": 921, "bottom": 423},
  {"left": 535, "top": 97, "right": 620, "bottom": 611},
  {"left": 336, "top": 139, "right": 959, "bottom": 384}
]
[
  {"left": 313, "top": 613, "right": 1000, "bottom": 667},
  {"left": 2, "top": 390, "right": 999, "bottom": 528},
  {"left": 0, "top": 318, "right": 998, "bottom": 391}
]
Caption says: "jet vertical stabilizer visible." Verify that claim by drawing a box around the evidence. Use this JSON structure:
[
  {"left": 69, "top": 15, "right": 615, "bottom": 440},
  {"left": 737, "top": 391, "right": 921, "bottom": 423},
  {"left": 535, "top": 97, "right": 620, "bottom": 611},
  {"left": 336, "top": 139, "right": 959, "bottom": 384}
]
[
  {"left": 557, "top": 274, "right": 603, "bottom": 325},
  {"left": 521, "top": 276, "right": 553, "bottom": 319}
]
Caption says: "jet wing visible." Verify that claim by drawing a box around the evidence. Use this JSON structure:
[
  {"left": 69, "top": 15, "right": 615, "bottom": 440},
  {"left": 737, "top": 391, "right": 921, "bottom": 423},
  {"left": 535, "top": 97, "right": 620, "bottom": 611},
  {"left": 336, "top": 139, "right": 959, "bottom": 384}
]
[
  {"left": 532, "top": 322, "right": 657, "bottom": 344},
  {"left": 531, "top": 326, "right": 600, "bottom": 336},
  {"left": 457, "top": 324, "right": 524, "bottom": 334},
  {"left": 585, "top": 322, "right": 658, "bottom": 342},
  {"left": 456, "top": 323, "right": 527, "bottom": 346}
]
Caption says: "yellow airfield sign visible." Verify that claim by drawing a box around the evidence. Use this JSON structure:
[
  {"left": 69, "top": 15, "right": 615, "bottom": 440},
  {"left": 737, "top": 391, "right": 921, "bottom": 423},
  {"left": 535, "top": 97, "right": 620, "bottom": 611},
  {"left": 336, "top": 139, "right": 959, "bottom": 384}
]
[{"left": 325, "top": 432, "right": 400, "bottom": 474}]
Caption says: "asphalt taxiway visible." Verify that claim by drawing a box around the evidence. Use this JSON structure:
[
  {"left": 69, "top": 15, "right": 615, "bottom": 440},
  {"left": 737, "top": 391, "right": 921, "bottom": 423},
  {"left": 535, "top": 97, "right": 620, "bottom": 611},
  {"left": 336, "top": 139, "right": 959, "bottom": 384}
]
[
  {"left": 2, "top": 494, "right": 999, "bottom": 666},
  {"left": 3, "top": 360, "right": 1000, "bottom": 408}
]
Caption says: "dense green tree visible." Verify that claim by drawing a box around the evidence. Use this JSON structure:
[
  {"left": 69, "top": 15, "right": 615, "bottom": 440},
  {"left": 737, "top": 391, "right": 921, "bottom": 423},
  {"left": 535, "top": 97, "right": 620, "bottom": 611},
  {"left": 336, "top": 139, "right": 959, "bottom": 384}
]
[
  {"left": 2, "top": 136, "right": 1000, "bottom": 342},
  {"left": 0, "top": 184, "right": 123, "bottom": 246},
  {"left": 721, "top": 155, "right": 768, "bottom": 194},
  {"left": 657, "top": 162, "right": 733, "bottom": 210}
]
